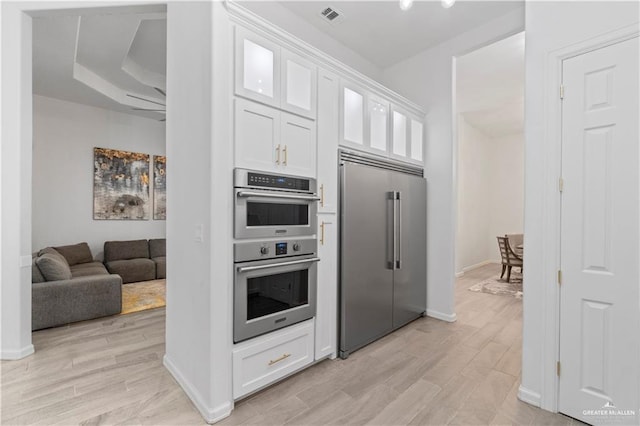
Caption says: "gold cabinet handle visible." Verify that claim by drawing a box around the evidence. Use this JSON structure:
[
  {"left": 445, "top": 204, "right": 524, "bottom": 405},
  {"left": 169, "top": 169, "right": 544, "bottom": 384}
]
[
  {"left": 320, "top": 221, "right": 325, "bottom": 245},
  {"left": 268, "top": 353, "right": 291, "bottom": 366},
  {"left": 283, "top": 145, "right": 288, "bottom": 166},
  {"left": 320, "top": 184, "right": 325, "bottom": 207},
  {"left": 275, "top": 144, "right": 281, "bottom": 165}
]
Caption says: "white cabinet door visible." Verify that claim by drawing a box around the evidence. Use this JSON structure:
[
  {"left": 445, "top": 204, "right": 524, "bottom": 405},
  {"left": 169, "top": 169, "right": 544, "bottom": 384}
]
[
  {"left": 281, "top": 50, "right": 317, "bottom": 119},
  {"left": 316, "top": 214, "right": 337, "bottom": 360},
  {"left": 368, "top": 94, "right": 390, "bottom": 156},
  {"left": 340, "top": 82, "right": 366, "bottom": 148},
  {"left": 409, "top": 117, "right": 424, "bottom": 164},
  {"left": 391, "top": 106, "right": 409, "bottom": 160},
  {"left": 235, "top": 26, "right": 281, "bottom": 108},
  {"left": 281, "top": 112, "right": 316, "bottom": 177},
  {"left": 317, "top": 69, "right": 339, "bottom": 213},
  {"left": 235, "top": 98, "right": 280, "bottom": 173}
]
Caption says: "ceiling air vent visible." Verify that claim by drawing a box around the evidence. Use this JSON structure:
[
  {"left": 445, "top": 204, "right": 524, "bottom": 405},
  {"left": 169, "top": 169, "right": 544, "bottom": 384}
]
[{"left": 320, "top": 6, "right": 344, "bottom": 25}]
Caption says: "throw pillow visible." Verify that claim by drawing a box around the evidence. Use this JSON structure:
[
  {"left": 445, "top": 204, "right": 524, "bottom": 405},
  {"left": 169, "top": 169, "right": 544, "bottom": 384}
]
[
  {"left": 36, "top": 253, "right": 72, "bottom": 281},
  {"left": 32, "top": 254, "right": 46, "bottom": 283},
  {"left": 38, "top": 247, "right": 68, "bottom": 265}
]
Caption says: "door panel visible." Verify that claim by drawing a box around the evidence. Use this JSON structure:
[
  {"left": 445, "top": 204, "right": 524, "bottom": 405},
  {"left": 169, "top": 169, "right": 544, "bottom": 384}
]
[
  {"left": 392, "top": 172, "right": 426, "bottom": 328},
  {"left": 317, "top": 70, "right": 339, "bottom": 213},
  {"left": 235, "top": 98, "right": 279, "bottom": 173},
  {"left": 340, "top": 162, "right": 393, "bottom": 356},
  {"left": 559, "top": 36, "right": 639, "bottom": 424},
  {"left": 281, "top": 112, "right": 316, "bottom": 177}
]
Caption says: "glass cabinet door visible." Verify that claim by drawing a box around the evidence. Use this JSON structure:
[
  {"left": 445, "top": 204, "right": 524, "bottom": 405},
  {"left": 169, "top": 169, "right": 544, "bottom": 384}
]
[
  {"left": 341, "top": 84, "right": 365, "bottom": 146},
  {"left": 235, "top": 27, "right": 281, "bottom": 107},
  {"left": 368, "top": 96, "right": 389, "bottom": 153}
]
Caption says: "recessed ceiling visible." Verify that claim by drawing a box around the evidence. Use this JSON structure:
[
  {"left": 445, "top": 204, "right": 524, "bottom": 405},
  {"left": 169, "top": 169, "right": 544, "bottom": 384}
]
[
  {"left": 457, "top": 32, "right": 524, "bottom": 138},
  {"left": 241, "top": 0, "right": 524, "bottom": 69},
  {"left": 33, "top": 7, "right": 166, "bottom": 121}
]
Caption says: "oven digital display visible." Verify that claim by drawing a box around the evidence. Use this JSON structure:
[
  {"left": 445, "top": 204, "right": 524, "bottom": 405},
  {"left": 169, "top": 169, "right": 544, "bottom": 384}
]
[{"left": 275, "top": 242, "right": 287, "bottom": 255}]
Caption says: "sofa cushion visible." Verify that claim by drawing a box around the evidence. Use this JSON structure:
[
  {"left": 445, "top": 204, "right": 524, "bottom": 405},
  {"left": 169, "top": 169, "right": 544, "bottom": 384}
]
[
  {"left": 104, "top": 240, "right": 149, "bottom": 262},
  {"left": 36, "top": 253, "right": 72, "bottom": 281},
  {"left": 105, "top": 258, "right": 156, "bottom": 284},
  {"left": 149, "top": 239, "right": 166, "bottom": 259},
  {"left": 70, "top": 262, "right": 109, "bottom": 278},
  {"left": 53, "top": 242, "right": 94, "bottom": 266},
  {"left": 32, "top": 254, "right": 46, "bottom": 283},
  {"left": 154, "top": 256, "right": 166, "bottom": 279},
  {"left": 38, "top": 247, "right": 67, "bottom": 265}
]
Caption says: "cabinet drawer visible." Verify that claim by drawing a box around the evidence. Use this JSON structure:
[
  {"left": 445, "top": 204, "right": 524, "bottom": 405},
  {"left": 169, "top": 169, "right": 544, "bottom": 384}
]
[{"left": 233, "top": 319, "right": 314, "bottom": 399}]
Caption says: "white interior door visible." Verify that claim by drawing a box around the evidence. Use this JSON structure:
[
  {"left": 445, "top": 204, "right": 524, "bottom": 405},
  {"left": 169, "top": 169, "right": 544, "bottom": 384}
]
[{"left": 559, "top": 36, "right": 639, "bottom": 424}]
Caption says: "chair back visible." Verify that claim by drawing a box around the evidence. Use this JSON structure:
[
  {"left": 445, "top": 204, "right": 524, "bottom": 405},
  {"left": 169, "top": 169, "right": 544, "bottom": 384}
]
[
  {"left": 505, "top": 234, "right": 523, "bottom": 253},
  {"left": 497, "top": 236, "right": 511, "bottom": 264}
]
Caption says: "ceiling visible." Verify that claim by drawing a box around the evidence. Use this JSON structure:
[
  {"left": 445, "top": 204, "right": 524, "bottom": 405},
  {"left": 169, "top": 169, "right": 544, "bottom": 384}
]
[
  {"left": 32, "top": 8, "right": 166, "bottom": 121},
  {"left": 251, "top": 0, "right": 524, "bottom": 68},
  {"left": 456, "top": 31, "right": 524, "bottom": 138}
]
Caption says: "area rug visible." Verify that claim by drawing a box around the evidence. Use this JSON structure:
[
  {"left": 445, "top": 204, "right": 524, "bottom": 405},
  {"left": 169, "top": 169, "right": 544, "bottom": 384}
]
[
  {"left": 468, "top": 271, "right": 523, "bottom": 299},
  {"left": 121, "top": 279, "right": 166, "bottom": 315}
]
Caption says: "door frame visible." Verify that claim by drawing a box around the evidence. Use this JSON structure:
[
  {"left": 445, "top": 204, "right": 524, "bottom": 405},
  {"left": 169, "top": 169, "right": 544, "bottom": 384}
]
[{"left": 540, "top": 23, "right": 639, "bottom": 413}]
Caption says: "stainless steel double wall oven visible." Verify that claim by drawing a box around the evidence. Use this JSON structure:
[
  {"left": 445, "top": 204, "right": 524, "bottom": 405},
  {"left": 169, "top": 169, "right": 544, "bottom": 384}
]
[{"left": 233, "top": 169, "right": 320, "bottom": 343}]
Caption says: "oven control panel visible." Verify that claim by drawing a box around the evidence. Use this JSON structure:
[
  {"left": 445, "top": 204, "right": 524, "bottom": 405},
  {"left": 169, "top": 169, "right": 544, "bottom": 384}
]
[
  {"left": 247, "top": 172, "right": 310, "bottom": 191},
  {"left": 234, "top": 238, "right": 317, "bottom": 263}
]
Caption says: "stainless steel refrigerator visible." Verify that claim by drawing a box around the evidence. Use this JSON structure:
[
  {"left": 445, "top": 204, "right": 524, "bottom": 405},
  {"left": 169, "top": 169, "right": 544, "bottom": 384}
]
[{"left": 339, "top": 151, "right": 426, "bottom": 359}]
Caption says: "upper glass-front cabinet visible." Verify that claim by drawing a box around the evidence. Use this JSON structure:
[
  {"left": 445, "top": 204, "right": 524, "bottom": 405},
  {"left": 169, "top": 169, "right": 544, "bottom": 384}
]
[
  {"left": 368, "top": 95, "right": 389, "bottom": 154},
  {"left": 340, "top": 83, "right": 365, "bottom": 147},
  {"left": 235, "top": 27, "right": 317, "bottom": 119},
  {"left": 235, "top": 27, "right": 281, "bottom": 108},
  {"left": 390, "top": 105, "right": 424, "bottom": 164}
]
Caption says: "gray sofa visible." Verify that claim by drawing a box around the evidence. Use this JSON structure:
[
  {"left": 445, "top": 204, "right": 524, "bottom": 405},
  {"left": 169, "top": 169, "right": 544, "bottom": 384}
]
[
  {"left": 103, "top": 239, "right": 158, "bottom": 284},
  {"left": 32, "top": 243, "right": 122, "bottom": 331},
  {"left": 149, "top": 239, "right": 166, "bottom": 279}
]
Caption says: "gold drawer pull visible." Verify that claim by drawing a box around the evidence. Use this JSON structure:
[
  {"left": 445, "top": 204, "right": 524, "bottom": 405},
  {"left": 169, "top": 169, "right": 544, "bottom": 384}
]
[
  {"left": 268, "top": 353, "right": 291, "bottom": 366},
  {"left": 283, "top": 145, "right": 288, "bottom": 165},
  {"left": 275, "top": 144, "right": 281, "bottom": 165},
  {"left": 320, "top": 221, "right": 325, "bottom": 245},
  {"left": 320, "top": 184, "right": 325, "bottom": 207}
]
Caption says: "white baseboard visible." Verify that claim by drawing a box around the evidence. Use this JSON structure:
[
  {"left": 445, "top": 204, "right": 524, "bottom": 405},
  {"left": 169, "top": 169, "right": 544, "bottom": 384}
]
[
  {"left": 462, "top": 260, "right": 499, "bottom": 273},
  {"left": 163, "top": 354, "right": 233, "bottom": 424},
  {"left": 426, "top": 309, "right": 457, "bottom": 323},
  {"left": 0, "top": 344, "right": 34, "bottom": 360},
  {"left": 517, "top": 385, "right": 542, "bottom": 407}
]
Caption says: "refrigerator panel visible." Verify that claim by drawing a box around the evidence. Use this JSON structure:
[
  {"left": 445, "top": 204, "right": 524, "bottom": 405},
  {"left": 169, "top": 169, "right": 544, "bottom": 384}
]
[
  {"left": 340, "top": 162, "right": 394, "bottom": 357},
  {"left": 392, "top": 172, "right": 427, "bottom": 329}
]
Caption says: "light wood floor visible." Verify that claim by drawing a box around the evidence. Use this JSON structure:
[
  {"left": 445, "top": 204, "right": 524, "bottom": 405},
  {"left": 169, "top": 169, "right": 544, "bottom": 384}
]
[{"left": 1, "top": 264, "right": 577, "bottom": 425}]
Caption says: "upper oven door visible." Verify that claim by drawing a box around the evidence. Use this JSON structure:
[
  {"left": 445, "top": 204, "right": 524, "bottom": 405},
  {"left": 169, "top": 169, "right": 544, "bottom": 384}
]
[{"left": 235, "top": 189, "right": 319, "bottom": 239}]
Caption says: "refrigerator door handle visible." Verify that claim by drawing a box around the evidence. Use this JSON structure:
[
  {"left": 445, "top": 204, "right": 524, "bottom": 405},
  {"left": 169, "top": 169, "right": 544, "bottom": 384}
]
[
  {"left": 388, "top": 191, "right": 397, "bottom": 270},
  {"left": 396, "top": 191, "right": 402, "bottom": 269}
]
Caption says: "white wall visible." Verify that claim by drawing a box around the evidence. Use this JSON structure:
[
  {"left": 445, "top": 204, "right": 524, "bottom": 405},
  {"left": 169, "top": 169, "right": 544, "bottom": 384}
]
[
  {"left": 32, "top": 95, "right": 166, "bottom": 259},
  {"left": 456, "top": 116, "right": 492, "bottom": 272},
  {"left": 382, "top": 7, "right": 525, "bottom": 321},
  {"left": 456, "top": 116, "right": 524, "bottom": 274},
  {"left": 163, "top": 1, "right": 233, "bottom": 422},
  {"left": 522, "top": 0, "right": 640, "bottom": 410}
]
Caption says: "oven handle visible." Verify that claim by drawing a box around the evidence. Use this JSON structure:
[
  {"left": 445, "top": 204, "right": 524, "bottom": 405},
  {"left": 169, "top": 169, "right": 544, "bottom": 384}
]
[
  {"left": 237, "top": 257, "right": 321, "bottom": 273},
  {"left": 237, "top": 191, "right": 321, "bottom": 202}
]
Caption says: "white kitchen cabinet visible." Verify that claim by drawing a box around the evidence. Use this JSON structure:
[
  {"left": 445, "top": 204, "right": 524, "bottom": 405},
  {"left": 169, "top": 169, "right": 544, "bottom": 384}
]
[
  {"left": 410, "top": 117, "right": 424, "bottom": 163},
  {"left": 281, "top": 50, "right": 317, "bottom": 119},
  {"left": 317, "top": 69, "right": 339, "bottom": 213},
  {"left": 233, "top": 319, "right": 314, "bottom": 399},
  {"left": 368, "top": 94, "right": 390, "bottom": 155},
  {"left": 280, "top": 112, "right": 316, "bottom": 177},
  {"left": 391, "top": 107, "right": 409, "bottom": 159},
  {"left": 235, "top": 27, "right": 281, "bottom": 108},
  {"left": 340, "top": 82, "right": 366, "bottom": 148},
  {"left": 316, "top": 214, "right": 337, "bottom": 360},
  {"left": 235, "top": 98, "right": 281, "bottom": 173}
]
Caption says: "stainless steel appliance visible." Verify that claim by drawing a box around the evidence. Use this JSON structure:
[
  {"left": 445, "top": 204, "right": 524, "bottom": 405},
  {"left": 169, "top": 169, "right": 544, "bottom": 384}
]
[
  {"left": 234, "top": 169, "right": 319, "bottom": 239},
  {"left": 339, "top": 150, "right": 427, "bottom": 359},
  {"left": 234, "top": 237, "right": 319, "bottom": 343}
]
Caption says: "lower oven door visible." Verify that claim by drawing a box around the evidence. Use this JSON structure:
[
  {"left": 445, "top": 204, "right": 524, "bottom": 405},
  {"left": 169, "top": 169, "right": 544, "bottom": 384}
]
[
  {"left": 234, "top": 255, "right": 319, "bottom": 343},
  {"left": 235, "top": 189, "right": 319, "bottom": 239}
]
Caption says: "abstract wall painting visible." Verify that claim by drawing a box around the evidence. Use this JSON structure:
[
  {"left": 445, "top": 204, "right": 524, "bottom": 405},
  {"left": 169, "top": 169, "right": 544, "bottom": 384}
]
[
  {"left": 153, "top": 155, "right": 167, "bottom": 220},
  {"left": 93, "top": 148, "right": 150, "bottom": 220}
]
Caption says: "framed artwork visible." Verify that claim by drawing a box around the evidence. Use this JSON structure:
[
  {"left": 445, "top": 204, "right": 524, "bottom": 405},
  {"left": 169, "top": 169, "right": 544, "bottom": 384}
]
[
  {"left": 153, "top": 155, "right": 166, "bottom": 220},
  {"left": 93, "top": 148, "right": 150, "bottom": 220}
]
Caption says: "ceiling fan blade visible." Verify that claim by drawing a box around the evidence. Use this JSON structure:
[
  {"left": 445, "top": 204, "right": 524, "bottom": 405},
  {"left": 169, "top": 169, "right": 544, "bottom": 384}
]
[
  {"left": 132, "top": 108, "right": 166, "bottom": 112},
  {"left": 154, "top": 87, "right": 166, "bottom": 97},
  {"left": 126, "top": 93, "right": 166, "bottom": 107},
  {"left": 159, "top": 118, "right": 166, "bottom": 122}
]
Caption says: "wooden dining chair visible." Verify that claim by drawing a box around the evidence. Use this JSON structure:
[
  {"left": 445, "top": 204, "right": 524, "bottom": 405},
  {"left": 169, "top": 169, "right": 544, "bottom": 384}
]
[
  {"left": 505, "top": 233, "right": 524, "bottom": 258},
  {"left": 497, "top": 236, "right": 523, "bottom": 283}
]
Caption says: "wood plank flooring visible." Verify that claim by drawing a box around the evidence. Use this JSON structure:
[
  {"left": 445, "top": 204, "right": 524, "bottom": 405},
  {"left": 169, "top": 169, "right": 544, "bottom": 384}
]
[{"left": 1, "top": 264, "right": 577, "bottom": 425}]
